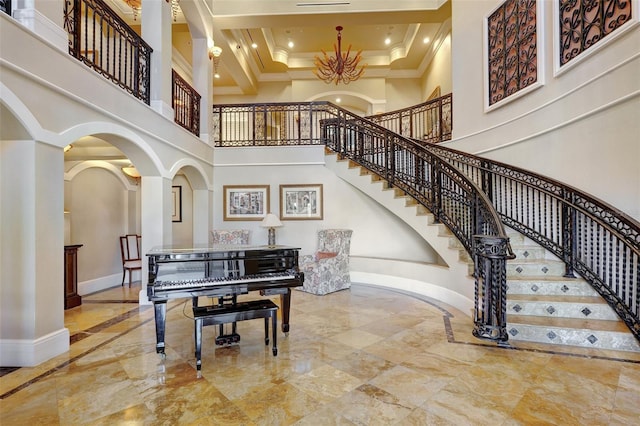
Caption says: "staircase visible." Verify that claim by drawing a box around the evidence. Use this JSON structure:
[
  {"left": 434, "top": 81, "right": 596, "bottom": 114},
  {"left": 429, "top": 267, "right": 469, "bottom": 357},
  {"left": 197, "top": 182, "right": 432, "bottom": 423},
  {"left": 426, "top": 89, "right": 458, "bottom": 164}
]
[
  {"left": 325, "top": 150, "right": 640, "bottom": 354},
  {"left": 505, "top": 229, "right": 640, "bottom": 353}
]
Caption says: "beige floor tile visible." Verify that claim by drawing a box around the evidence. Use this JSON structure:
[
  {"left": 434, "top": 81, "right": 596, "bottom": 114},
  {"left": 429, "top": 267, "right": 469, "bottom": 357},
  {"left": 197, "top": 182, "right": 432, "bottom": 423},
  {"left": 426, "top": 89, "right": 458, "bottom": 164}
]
[{"left": 2, "top": 282, "right": 639, "bottom": 426}]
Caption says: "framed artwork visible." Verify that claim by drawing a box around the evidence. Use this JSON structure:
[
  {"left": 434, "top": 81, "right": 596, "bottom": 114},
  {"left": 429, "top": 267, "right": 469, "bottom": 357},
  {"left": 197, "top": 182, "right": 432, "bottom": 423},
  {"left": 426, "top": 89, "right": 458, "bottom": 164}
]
[
  {"left": 223, "top": 185, "right": 270, "bottom": 221},
  {"left": 172, "top": 186, "right": 182, "bottom": 222},
  {"left": 280, "top": 184, "right": 323, "bottom": 220}
]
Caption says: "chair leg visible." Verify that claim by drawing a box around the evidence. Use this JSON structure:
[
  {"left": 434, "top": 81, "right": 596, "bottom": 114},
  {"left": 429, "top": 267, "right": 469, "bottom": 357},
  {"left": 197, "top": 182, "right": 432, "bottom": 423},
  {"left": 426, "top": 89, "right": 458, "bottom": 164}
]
[
  {"left": 122, "top": 269, "right": 126, "bottom": 286},
  {"left": 129, "top": 269, "right": 133, "bottom": 287}
]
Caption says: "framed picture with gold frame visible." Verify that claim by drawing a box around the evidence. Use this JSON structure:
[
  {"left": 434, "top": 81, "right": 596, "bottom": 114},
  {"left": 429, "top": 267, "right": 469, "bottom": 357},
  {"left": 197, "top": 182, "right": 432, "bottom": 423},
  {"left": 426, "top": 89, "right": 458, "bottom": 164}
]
[
  {"left": 279, "top": 184, "right": 323, "bottom": 220},
  {"left": 223, "top": 185, "right": 270, "bottom": 221}
]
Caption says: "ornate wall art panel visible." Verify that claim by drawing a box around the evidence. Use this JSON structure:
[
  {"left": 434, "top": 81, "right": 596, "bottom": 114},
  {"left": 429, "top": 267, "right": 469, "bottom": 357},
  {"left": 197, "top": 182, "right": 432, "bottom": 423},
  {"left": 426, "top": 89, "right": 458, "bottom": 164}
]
[
  {"left": 559, "top": 0, "right": 633, "bottom": 66},
  {"left": 487, "top": 0, "right": 539, "bottom": 107}
]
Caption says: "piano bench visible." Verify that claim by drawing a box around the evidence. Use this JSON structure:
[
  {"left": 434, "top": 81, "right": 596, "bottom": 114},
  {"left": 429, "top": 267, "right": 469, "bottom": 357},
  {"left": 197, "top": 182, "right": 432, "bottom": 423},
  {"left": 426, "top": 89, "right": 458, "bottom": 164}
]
[{"left": 193, "top": 299, "right": 279, "bottom": 371}]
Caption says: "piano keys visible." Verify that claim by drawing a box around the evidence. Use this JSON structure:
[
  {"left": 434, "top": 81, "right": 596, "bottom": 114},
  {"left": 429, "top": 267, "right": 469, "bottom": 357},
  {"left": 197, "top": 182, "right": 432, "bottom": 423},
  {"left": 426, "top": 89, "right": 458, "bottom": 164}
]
[{"left": 147, "top": 244, "right": 304, "bottom": 355}]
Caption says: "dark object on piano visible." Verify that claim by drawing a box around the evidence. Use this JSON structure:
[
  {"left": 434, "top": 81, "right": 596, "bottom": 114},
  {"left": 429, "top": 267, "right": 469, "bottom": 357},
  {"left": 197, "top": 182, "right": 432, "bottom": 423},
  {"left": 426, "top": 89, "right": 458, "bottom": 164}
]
[
  {"left": 147, "top": 244, "right": 303, "bottom": 355},
  {"left": 193, "top": 299, "right": 279, "bottom": 372}
]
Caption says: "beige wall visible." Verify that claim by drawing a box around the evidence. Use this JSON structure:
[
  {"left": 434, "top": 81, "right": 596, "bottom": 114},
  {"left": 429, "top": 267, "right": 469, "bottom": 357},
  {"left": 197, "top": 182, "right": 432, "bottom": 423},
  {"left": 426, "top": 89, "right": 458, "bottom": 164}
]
[
  {"left": 449, "top": 0, "right": 640, "bottom": 220},
  {"left": 422, "top": 32, "right": 452, "bottom": 100},
  {"left": 212, "top": 147, "right": 441, "bottom": 263}
]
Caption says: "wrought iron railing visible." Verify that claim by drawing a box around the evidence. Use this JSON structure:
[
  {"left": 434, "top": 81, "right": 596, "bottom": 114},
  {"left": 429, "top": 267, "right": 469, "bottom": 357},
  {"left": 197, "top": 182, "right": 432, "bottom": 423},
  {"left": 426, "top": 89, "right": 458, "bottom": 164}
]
[
  {"left": 63, "top": 0, "right": 152, "bottom": 104},
  {"left": 172, "top": 70, "right": 201, "bottom": 136},
  {"left": 213, "top": 100, "right": 514, "bottom": 342},
  {"left": 212, "top": 102, "right": 338, "bottom": 146},
  {"left": 419, "top": 143, "right": 640, "bottom": 342},
  {"left": 1, "top": 0, "right": 11, "bottom": 16},
  {"left": 366, "top": 94, "right": 452, "bottom": 144}
]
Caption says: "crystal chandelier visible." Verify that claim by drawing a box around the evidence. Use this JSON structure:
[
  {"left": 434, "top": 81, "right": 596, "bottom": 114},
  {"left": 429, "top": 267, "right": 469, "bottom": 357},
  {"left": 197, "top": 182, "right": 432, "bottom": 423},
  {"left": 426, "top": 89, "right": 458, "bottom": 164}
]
[{"left": 314, "top": 26, "right": 366, "bottom": 85}]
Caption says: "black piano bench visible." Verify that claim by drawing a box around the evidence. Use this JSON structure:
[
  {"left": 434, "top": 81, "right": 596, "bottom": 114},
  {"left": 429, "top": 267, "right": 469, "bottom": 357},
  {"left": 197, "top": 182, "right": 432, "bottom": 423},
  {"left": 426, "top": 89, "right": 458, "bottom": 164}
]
[{"left": 193, "top": 299, "right": 279, "bottom": 372}]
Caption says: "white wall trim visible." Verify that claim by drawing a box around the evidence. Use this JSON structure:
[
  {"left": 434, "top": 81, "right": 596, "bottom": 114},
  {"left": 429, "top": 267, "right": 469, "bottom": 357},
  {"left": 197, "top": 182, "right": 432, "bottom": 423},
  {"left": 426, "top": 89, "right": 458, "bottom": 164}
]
[
  {"left": 451, "top": 52, "right": 640, "bottom": 144},
  {"left": 473, "top": 89, "right": 640, "bottom": 155},
  {"left": 0, "top": 328, "right": 69, "bottom": 367},
  {"left": 78, "top": 273, "right": 136, "bottom": 296}
]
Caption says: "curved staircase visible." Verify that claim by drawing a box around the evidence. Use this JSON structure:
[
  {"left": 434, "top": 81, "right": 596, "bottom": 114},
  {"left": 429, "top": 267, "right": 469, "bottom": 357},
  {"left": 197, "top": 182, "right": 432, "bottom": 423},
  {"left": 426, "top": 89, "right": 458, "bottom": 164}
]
[{"left": 325, "top": 149, "right": 640, "bottom": 354}]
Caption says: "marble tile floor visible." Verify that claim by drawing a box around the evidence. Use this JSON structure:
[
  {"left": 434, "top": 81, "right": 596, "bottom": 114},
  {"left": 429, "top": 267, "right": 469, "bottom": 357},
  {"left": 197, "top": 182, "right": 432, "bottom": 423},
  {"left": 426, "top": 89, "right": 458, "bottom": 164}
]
[{"left": 1, "top": 283, "right": 639, "bottom": 425}]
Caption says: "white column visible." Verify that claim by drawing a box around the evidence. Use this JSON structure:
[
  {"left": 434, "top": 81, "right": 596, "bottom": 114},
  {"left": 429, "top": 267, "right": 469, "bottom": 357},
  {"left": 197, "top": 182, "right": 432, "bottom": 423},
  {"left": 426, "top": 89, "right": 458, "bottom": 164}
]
[
  {"left": 139, "top": 175, "right": 173, "bottom": 304},
  {"left": 192, "top": 188, "right": 213, "bottom": 245},
  {"left": 0, "top": 140, "right": 69, "bottom": 366},
  {"left": 142, "top": 0, "right": 173, "bottom": 119},
  {"left": 192, "top": 37, "right": 214, "bottom": 144}
]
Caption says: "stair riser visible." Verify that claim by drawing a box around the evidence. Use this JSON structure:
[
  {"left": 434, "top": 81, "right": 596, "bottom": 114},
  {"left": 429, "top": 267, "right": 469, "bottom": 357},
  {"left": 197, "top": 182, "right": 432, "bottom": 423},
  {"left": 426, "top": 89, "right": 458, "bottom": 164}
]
[
  {"left": 508, "top": 262, "right": 566, "bottom": 277},
  {"left": 507, "top": 301, "right": 619, "bottom": 321},
  {"left": 506, "top": 324, "right": 640, "bottom": 352},
  {"left": 511, "top": 247, "right": 547, "bottom": 261},
  {"left": 507, "top": 280, "right": 598, "bottom": 297}
]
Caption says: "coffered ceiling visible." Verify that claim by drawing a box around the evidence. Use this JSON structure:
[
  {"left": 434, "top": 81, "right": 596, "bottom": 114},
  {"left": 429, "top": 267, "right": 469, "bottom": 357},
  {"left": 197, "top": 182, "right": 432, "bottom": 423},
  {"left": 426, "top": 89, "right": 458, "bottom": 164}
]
[{"left": 106, "top": 0, "right": 452, "bottom": 96}]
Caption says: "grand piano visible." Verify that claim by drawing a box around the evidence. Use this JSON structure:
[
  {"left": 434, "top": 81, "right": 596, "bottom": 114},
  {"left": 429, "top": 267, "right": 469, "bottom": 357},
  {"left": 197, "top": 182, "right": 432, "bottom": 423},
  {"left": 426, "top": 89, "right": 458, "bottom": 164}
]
[{"left": 147, "top": 244, "right": 304, "bottom": 355}]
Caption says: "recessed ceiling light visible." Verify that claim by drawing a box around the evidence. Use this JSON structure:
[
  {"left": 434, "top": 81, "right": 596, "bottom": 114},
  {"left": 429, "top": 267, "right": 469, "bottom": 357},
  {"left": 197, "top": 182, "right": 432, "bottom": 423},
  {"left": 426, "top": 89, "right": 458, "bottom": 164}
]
[
  {"left": 423, "top": 37, "right": 430, "bottom": 44},
  {"left": 288, "top": 41, "right": 294, "bottom": 48},
  {"left": 214, "top": 73, "right": 220, "bottom": 79},
  {"left": 251, "top": 42, "right": 258, "bottom": 49},
  {"left": 384, "top": 37, "right": 391, "bottom": 45},
  {"left": 336, "top": 97, "right": 341, "bottom": 103}
]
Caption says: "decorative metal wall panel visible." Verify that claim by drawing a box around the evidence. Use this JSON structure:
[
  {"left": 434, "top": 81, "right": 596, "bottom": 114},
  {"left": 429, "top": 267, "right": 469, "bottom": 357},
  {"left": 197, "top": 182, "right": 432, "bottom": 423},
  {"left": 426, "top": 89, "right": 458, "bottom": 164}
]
[
  {"left": 487, "top": 0, "right": 538, "bottom": 106},
  {"left": 559, "top": 0, "right": 633, "bottom": 66}
]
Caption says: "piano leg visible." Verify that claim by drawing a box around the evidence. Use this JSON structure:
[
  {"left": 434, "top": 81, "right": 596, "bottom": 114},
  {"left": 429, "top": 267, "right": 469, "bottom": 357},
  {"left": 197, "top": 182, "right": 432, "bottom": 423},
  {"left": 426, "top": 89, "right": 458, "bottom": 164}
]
[
  {"left": 261, "top": 288, "right": 292, "bottom": 334},
  {"left": 280, "top": 289, "right": 291, "bottom": 334},
  {"left": 154, "top": 301, "right": 167, "bottom": 356}
]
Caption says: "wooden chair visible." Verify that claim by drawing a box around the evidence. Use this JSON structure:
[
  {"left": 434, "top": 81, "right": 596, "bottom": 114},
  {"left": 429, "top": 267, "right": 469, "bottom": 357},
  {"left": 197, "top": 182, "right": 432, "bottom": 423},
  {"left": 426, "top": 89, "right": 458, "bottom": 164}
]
[{"left": 120, "top": 234, "right": 141, "bottom": 287}]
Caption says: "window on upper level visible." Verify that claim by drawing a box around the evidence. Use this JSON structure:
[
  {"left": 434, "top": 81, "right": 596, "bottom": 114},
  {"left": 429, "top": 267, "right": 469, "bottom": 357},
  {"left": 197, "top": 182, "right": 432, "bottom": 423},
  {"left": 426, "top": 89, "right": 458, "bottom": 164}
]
[{"left": 484, "top": 0, "right": 545, "bottom": 111}]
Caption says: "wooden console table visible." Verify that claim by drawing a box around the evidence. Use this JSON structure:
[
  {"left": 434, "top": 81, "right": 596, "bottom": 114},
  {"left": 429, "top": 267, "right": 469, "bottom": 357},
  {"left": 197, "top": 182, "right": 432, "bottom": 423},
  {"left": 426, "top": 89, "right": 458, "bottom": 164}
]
[{"left": 64, "top": 244, "right": 83, "bottom": 309}]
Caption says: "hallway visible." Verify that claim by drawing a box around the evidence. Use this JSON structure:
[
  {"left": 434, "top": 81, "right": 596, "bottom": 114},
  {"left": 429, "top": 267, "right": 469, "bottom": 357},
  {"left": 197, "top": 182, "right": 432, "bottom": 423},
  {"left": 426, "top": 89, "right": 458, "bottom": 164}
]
[{"left": 1, "top": 283, "right": 639, "bottom": 425}]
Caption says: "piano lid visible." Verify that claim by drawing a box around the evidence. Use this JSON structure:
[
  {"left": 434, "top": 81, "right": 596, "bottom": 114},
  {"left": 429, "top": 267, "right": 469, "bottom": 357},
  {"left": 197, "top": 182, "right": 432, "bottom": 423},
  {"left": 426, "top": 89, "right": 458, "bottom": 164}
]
[{"left": 147, "top": 244, "right": 301, "bottom": 256}]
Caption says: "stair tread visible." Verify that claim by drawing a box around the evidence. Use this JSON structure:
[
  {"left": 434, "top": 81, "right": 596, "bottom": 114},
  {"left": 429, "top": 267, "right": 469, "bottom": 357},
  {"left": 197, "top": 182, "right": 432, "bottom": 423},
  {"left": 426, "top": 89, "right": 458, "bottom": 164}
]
[
  {"left": 507, "top": 315, "right": 630, "bottom": 332},
  {"left": 509, "top": 258, "right": 565, "bottom": 264},
  {"left": 508, "top": 276, "right": 585, "bottom": 282},
  {"left": 508, "top": 294, "right": 607, "bottom": 304}
]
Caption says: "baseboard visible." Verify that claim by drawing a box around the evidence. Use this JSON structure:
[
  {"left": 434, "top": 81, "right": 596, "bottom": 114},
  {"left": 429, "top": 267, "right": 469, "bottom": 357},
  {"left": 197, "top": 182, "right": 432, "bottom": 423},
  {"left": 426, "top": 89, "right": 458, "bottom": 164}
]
[
  {"left": 350, "top": 271, "right": 474, "bottom": 317},
  {"left": 78, "top": 271, "right": 141, "bottom": 296},
  {"left": 0, "top": 328, "right": 70, "bottom": 367}
]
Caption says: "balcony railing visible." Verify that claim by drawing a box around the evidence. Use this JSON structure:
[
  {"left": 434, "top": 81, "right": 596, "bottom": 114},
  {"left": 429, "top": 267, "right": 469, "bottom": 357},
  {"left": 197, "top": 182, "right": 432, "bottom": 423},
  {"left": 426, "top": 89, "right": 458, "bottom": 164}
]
[
  {"left": 172, "top": 70, "right": 201, "bottom": 136},
  {"left": 63, "top": 0, "right": 152, "bottom": 104},
  {"left": 366, "top": 94, "right": 452, "bottom": 144},
  {"left": 212, "top": 98, "right": 453, "bottom": 147}
]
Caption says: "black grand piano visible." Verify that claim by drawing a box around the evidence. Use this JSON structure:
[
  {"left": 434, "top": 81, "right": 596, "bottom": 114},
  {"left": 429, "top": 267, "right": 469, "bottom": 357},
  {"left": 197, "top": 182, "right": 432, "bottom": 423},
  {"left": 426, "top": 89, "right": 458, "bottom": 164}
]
[{"left": 147, "top": 244, "right": 304, "bottom": 355}]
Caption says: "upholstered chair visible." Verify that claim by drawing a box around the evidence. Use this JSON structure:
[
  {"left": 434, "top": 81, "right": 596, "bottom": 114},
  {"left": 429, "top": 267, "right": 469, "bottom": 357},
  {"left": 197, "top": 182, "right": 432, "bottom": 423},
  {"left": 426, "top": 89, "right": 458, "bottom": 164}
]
[
  {"left": 299, "top": 229, "right": 353, "bottom": 295},
  {"left": 210, "top": 229, "right": 250, "bottom": 245}
]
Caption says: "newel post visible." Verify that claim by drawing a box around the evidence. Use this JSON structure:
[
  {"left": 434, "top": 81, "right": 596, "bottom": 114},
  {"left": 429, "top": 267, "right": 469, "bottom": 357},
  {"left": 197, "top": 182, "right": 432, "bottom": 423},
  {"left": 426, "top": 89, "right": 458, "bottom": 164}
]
[{"left": 472, "top": 235, "right": 510, "bottom": 343}]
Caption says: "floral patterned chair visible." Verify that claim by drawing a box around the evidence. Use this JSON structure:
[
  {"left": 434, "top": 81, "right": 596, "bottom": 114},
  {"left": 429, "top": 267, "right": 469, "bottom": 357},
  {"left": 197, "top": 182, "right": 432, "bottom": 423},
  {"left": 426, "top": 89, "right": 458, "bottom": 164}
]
[
  {"left": 210, "top": 229, "right": 250, "bottom": 245},
  {"left": 299, "top": 229, "right": 353, "bottom": 295}
]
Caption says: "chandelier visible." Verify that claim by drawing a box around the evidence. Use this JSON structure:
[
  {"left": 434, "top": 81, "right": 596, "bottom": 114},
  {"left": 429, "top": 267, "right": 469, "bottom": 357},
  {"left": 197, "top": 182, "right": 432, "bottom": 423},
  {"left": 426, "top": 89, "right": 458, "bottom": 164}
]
[{"left": 314, "top": 26, "right": 366, "bottom": 85}]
